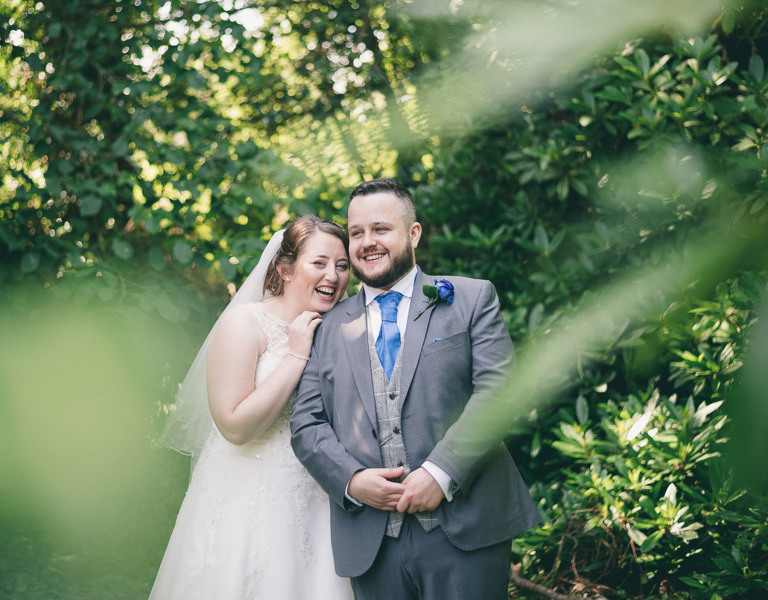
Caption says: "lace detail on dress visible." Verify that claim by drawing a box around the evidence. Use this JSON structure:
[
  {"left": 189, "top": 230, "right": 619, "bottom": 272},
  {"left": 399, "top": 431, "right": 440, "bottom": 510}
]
[
  {"left": 239, "top": 302, "right": 298, "bottom": 457},
  {"left": 150, "top": 302, "right": 352, "bottom": 600}
]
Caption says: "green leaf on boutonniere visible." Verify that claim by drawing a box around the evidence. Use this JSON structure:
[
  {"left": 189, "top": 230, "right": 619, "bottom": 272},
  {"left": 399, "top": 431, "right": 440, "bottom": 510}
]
[{"left": 414, "top": 279, "right": 454, "bottom": 320}]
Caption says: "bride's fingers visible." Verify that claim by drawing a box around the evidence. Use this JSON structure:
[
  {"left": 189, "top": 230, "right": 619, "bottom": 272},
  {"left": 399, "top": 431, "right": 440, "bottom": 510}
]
[
  {"left": 288, "top": 312, "right": 324, "bottom": 357},
  {"left": 297, "top": 311, "right": 323, "bottom": 328},
  {"left": 291, "top": 312, "right": 322, "bottom": 334},
  {"left": 300, "top": 310, "right": 322, "bottom": 320}
]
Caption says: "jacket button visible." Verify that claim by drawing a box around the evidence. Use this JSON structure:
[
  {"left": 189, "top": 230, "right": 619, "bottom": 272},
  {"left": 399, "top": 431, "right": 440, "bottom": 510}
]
[{"left": 371, "top": 429, "right": 377, "bottom": 439}]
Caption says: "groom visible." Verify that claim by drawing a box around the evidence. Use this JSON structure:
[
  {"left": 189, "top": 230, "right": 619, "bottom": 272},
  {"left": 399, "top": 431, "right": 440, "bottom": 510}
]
[{"left": 291, "top": 178, "right": 539, "bottom": 599}]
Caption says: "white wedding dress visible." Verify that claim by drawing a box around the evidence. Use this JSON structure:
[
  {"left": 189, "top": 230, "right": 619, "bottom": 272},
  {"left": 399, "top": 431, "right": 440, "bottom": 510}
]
[{"left": 150, "top": 303, "right": 353, "bottom": 600}]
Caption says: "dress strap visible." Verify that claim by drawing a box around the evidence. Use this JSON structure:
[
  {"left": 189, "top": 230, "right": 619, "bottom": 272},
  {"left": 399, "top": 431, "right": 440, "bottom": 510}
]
[{"left": 241, "top": 302, "right": 289, "bottom": 346}]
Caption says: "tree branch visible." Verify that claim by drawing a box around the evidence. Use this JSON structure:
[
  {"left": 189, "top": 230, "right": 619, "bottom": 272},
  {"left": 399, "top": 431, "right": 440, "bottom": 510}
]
[{"left": 510, "top": 563, "right": 601, "bottom": 600}]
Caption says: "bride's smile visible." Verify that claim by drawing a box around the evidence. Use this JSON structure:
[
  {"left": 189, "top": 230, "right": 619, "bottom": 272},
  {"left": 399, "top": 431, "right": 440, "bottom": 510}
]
[{"left": 281, "top": 231, "right": 350, "bottom": 316}]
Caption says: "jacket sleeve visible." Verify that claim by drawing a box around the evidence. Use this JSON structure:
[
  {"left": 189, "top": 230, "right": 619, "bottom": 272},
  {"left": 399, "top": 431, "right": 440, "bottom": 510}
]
[
  {"left": 425, "top": 280, "right": 516, "bottom": 491},
  {"left": 289, "top": 322, "right": 368, "bottom": 509}
]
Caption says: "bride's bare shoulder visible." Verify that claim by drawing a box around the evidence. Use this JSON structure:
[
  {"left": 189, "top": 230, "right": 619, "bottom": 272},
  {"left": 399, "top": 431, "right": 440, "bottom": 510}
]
[{"left": 210, "top": 304, "right": 268, "bottom": 354}]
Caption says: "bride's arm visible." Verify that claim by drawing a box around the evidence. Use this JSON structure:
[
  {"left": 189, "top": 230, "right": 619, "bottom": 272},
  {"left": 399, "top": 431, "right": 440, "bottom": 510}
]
[{"left": 206, "top": 306, "right": 319, "bottom": 445}]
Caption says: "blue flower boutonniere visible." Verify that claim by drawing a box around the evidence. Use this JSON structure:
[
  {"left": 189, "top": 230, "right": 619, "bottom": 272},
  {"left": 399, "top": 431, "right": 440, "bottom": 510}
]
[{"left": 414, "top": 279, "right": 454, "bottom": 320}]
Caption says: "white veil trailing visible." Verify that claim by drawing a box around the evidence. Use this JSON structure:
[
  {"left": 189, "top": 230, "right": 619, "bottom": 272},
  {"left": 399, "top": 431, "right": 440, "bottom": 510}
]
[{"left": 160, "top": 229, "right": 285, "bottom": 467}]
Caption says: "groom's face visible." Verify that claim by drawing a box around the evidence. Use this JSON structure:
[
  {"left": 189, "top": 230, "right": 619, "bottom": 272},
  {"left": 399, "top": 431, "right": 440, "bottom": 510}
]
[{"left": 347, "top": 192, "right": 421, "bottom": 290}]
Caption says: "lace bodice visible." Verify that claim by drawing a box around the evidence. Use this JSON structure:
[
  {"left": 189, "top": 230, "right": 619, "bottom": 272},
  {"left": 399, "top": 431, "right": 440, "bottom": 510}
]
[
  {"left": 245, "top": 302, "right": 291, "bottom": 388},
  {"left": 243, "top": 302, "right": 295, "bottom": 450}
]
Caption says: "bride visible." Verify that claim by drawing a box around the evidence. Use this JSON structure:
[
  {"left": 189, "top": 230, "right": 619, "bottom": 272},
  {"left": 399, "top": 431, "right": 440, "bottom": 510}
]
[{"left": 150, "top": 215, "right": 354, "bottom": 600}]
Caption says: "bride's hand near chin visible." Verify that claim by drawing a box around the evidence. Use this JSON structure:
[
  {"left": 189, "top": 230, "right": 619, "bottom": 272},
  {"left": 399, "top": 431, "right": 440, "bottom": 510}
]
[
  {"left": 287, "top": 311, "right": 322, "bottom": 360},
  {"left": 207, "top": 305, "right": 318, "bottom": 446}
]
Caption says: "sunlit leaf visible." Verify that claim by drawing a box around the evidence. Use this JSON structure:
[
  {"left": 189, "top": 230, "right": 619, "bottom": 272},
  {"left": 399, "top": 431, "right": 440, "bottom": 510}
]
[{"left": 576, "top": 395, "right": 589, "bottom": 425}]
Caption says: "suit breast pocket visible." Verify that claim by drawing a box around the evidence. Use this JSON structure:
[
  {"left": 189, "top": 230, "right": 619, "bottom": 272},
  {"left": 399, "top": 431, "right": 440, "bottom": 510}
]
[{"left": 422, "top": 329, "right": 469, "bottom": 357}]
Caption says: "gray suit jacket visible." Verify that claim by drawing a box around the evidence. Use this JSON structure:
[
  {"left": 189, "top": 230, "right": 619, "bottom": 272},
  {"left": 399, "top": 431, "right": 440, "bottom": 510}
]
[{"left": 290, "top": 269, "right": 540, "bottom": 577}]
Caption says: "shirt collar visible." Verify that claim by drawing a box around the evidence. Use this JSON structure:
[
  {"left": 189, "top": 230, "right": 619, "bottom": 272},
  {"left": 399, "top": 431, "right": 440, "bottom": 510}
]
[{"left": 363, "top": 265, "right": 419, "bottom": 306}]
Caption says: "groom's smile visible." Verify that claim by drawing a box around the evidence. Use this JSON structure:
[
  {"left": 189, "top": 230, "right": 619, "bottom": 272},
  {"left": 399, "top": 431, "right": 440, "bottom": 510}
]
[{"left": 347, "top": 192, "right": 421, "bottom": 290}]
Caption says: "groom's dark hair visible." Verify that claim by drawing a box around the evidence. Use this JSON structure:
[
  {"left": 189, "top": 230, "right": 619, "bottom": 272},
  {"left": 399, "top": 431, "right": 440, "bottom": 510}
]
[{"left": 349, "top": 178, "right": 417, "bottom": 226}]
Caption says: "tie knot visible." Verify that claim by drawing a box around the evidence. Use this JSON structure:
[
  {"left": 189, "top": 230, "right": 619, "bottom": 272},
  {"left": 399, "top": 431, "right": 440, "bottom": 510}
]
[{"left": 375, "top": 291, "right": 402, "bottom": 322}]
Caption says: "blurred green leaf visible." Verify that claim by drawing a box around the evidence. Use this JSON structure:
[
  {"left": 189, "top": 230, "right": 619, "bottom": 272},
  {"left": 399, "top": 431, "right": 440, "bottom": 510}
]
[
  {"left": 172, "top": 241, "right": 193, "bottom": 265},
  {"left": 20, "top": 252, "right": 40, "bottom": 274},
  {"left": 79, "top": 195, "right": 102, "bottom": 217},
  {"left": 112, "top": 239, "right": 133, "bottom": 260}
]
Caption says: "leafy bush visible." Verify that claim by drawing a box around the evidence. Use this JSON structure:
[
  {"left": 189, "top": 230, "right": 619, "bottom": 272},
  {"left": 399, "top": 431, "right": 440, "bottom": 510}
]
[
  {"left": 519, "top": 384, "right": 768, "bottom": 598},
  {"left": 4, "top": 1, "right": 768, "bottom": 597},
  {"left": 414, "top": 24, "right": 768, "bottom": 600}
]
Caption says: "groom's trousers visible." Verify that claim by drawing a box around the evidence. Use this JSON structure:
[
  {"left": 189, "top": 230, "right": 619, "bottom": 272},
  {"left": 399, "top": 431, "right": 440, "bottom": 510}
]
[{"left": 349, "top": 515, "right": 512, "bottom": 600}]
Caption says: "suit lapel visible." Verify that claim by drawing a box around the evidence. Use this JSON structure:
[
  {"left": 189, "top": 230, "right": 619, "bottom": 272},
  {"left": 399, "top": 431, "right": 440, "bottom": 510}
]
[
  {"left": 340, "top": 292, "right": 377, "bottom": 426},
  {"left": 400, "top": 270, "right": 435, "bottom": 407}
]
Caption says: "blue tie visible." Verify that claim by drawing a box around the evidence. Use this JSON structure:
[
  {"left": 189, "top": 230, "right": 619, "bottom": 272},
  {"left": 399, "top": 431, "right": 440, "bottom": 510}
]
[{"left": 375, "top": 291, "right": 403, "bottom": 379}]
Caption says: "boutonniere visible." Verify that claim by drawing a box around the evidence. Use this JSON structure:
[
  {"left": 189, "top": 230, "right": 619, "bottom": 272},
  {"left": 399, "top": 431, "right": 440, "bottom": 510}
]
[{"left": 414, "top": 279, "right": 454, "bottom": 320}]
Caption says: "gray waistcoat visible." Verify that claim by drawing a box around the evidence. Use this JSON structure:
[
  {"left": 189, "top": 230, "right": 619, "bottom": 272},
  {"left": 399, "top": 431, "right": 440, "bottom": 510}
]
[{"left": 366, "top": 323, "right": 439, "bottom": 537}]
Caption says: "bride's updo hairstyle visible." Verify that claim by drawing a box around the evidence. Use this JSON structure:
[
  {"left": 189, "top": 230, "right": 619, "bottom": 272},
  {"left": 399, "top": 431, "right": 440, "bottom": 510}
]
[{"left": 263, "top": 214, "right": 348, "bottom": 297}]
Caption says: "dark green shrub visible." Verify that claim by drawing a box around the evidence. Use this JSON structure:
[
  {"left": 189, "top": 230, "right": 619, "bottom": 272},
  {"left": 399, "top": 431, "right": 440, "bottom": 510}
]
[{"left": 415, "top": 27, "right": 768, "bottom": 600}]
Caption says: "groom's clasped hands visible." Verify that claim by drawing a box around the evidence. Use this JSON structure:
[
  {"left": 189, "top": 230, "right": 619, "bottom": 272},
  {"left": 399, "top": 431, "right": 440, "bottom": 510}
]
[{"left": 348, "top": 466, "right": 445, "bottom": 513}]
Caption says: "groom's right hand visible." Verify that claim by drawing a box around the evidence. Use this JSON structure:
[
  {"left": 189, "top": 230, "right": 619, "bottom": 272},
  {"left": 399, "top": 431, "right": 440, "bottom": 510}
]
[{"left": 348, "top": 467, "right": 405, "bottom": 511}]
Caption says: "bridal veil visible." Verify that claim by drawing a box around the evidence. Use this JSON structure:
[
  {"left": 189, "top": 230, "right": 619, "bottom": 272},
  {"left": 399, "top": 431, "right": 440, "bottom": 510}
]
[{"left": 159, "top": 230, "right": 285, "bottom": 467}]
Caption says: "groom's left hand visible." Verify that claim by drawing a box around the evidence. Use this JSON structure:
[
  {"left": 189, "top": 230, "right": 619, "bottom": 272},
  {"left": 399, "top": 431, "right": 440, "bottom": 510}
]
[{"left": 396, "top": 468, "right": 444, "bottom": 513}]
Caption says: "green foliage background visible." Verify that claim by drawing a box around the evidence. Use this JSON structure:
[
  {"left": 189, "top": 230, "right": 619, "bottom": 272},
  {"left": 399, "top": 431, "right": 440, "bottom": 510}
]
[{"left": 2, "top": 0, "right": 767, "bottom": 598}]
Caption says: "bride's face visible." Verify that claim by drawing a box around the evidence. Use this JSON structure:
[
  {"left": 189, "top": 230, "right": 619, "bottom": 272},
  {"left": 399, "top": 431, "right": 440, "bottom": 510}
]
[{"left": 285, "top": 231, "right": 350, "bottom": 313}]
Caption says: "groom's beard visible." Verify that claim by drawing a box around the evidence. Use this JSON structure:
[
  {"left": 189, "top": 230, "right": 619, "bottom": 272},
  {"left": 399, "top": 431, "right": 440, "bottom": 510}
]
[{"left": 352, "top": 245, "right": 415, "bottom": 289}]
